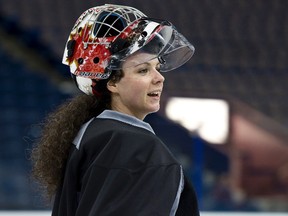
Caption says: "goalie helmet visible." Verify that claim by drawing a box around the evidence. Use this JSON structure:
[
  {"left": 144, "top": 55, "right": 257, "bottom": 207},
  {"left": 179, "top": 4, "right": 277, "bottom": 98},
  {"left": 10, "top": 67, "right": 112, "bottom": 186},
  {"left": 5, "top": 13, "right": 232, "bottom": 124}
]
[{"left": 63, "top": 4, "right": 195, "bottom": 95}]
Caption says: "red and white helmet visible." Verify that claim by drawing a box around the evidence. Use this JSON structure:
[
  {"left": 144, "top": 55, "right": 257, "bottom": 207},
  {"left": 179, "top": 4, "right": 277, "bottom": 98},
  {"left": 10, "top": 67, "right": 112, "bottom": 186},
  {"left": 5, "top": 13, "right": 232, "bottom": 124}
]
[{"left": 63, "top": 4, "right": 195, "bottom": 95}]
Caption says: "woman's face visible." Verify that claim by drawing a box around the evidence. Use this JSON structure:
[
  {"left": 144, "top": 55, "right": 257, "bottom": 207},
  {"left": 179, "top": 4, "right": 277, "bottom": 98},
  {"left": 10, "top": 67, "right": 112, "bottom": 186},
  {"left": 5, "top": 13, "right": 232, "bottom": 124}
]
[{"left": 108, "top": 53, "right": 165, "bottom": 120}]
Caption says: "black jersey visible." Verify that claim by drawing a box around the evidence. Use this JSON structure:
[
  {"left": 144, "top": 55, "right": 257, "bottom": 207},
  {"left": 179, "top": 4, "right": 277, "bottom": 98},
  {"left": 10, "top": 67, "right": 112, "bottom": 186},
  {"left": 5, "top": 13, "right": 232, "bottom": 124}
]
[{"left": 52, "top": 110, "right": 199, "bottom": 216}]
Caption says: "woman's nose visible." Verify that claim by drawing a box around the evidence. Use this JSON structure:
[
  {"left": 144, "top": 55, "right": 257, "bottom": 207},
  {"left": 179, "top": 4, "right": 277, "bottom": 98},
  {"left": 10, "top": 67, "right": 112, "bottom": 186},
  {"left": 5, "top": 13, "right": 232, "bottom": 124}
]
[{"left": 153, "top": 69, "right": 165, "bottom": 83}]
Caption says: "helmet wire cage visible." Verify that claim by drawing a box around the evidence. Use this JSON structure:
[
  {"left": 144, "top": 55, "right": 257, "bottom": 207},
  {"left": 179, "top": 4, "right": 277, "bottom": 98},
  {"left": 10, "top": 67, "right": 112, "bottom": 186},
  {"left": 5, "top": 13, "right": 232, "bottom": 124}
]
[
  {"left": 62, "top": 4, "right": 147, "bottom": 95},
  {"left": 66, "top": 4, "right": 146, "bottom": 55}
]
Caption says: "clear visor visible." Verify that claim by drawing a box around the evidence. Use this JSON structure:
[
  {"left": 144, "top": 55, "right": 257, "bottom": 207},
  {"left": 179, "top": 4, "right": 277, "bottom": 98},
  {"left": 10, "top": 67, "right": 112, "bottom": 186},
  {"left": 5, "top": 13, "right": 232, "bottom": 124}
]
[{"left": 107, "top": 19, "right": 195, "bottom": 71}]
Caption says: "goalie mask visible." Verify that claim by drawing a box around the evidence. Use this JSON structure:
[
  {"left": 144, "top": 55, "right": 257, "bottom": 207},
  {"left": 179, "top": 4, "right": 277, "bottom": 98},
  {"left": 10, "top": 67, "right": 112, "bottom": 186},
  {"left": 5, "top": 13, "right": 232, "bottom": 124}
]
[{"left": 63, "top": 4, "right": 195, "bottom": 95}]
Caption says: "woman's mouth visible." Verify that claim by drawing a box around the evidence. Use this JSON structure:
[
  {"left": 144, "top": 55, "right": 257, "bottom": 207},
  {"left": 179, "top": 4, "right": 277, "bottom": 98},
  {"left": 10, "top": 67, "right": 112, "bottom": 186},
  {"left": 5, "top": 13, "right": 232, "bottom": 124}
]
[{"left": 147, "top": 90, "right": 161, "bottom": 97}]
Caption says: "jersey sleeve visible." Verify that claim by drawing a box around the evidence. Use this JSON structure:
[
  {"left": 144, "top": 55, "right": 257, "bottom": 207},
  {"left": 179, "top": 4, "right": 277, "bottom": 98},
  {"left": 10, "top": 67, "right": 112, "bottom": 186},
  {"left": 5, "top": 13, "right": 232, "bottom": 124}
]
[{"left": 75, "top": 163, "right": 183, "bottom": 216}]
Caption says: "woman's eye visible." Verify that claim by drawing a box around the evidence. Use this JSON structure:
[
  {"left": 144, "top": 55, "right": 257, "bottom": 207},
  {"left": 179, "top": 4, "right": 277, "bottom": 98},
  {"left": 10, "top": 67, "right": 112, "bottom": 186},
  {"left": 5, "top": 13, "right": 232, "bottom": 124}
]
[
  {"left": 155, "top": 63, "right": 162, "bottom": 72},
  {"left": 138, "top": 68, "right": 148, "bottom": 74}
]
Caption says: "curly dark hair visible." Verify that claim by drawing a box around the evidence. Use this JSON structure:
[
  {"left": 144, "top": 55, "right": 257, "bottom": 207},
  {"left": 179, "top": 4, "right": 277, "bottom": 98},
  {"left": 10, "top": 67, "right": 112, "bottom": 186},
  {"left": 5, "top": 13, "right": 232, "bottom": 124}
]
[{"left": 31, "top": 70, "right": 123, "bottom": 199}]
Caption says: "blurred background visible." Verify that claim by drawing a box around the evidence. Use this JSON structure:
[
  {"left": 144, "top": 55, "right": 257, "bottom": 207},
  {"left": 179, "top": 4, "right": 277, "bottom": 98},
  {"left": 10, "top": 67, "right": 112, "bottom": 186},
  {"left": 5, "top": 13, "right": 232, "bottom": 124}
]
[{"left": 0, "top": 0, "right": 287, "bottom": 213}]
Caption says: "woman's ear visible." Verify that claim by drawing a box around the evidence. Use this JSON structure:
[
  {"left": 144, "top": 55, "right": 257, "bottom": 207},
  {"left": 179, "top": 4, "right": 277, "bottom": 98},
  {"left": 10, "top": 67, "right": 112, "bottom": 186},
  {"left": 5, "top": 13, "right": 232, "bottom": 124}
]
[{"left": 106, "top": 80, "right": 118, "bottom": 93}]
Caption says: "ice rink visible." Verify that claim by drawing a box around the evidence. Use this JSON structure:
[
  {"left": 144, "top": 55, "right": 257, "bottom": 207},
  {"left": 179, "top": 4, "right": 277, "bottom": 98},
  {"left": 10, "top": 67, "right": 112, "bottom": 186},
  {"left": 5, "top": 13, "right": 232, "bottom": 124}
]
[{"left": 0, "top": 211, "right": 287, "bottom": 216}]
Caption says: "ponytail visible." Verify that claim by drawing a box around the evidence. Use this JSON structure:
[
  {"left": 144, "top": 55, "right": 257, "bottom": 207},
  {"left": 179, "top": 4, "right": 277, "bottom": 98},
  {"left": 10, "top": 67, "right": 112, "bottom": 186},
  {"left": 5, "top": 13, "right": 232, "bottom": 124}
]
[
  {"left": 31, "top": 70, "right": 123, "bottom": 199},
  {"left": 31, "top": 94, "right": 102, "bottom": 198}
]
